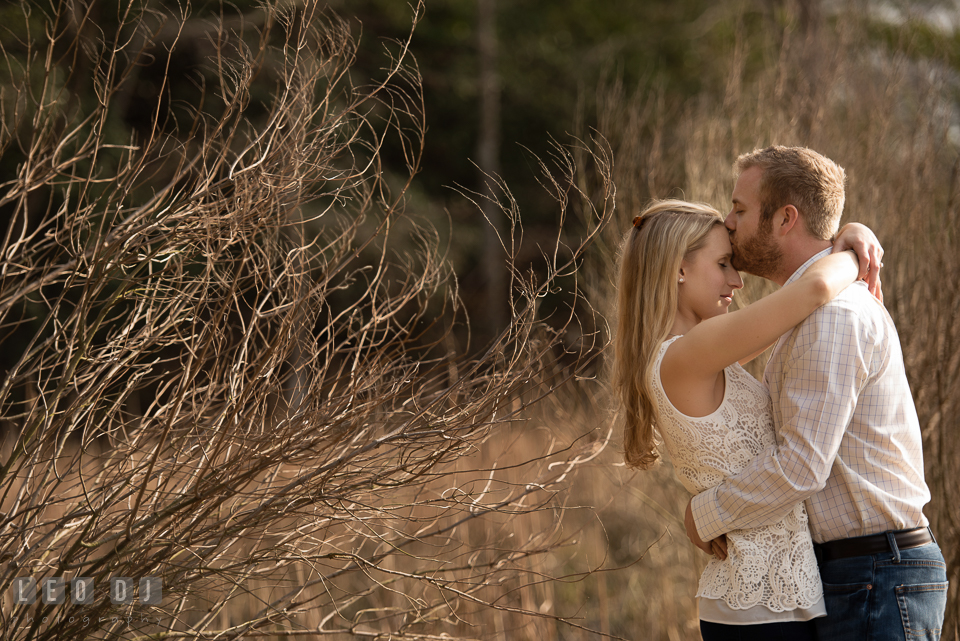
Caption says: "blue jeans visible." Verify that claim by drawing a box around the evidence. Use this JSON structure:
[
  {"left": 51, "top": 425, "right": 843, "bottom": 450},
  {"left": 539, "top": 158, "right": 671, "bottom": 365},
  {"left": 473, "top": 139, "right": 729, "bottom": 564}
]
[{"left": 814, "top": 539, "right": 948, "bottom": 640}]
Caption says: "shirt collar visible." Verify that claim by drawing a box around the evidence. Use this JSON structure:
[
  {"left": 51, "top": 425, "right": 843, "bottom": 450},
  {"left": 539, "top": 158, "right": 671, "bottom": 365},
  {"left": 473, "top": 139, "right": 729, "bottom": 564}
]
[{"left": 783, "top": 247, "right": 833, "bottom": 287}]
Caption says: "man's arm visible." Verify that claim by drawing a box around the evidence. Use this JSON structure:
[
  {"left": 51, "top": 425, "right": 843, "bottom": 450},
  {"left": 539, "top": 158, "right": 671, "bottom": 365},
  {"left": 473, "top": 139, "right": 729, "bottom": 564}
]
[{"left": 687, "top": 299, "right": 872, "bottom": 543}]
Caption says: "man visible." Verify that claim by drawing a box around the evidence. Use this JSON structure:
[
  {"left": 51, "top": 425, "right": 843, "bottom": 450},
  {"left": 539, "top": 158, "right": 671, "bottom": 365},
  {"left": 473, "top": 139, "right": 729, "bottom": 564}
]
[{"left": 684, "top": 146, "right": 948, "bottom": 639}]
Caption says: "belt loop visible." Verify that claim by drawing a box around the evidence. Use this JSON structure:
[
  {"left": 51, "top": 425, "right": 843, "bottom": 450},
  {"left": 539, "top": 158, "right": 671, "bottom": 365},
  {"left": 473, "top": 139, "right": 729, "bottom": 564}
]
[
  {"left": 886, "top": 531, "right": 901, "bottom": 563},
  {"left": 928, "top": 526, "right": 938, "bottom": 546}
]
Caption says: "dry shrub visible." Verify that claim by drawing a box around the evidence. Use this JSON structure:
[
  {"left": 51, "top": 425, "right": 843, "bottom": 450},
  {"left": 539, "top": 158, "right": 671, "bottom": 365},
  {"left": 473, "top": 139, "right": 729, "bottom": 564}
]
[{"left": 0, "top": 1, "right": 619, "bottom": 639}]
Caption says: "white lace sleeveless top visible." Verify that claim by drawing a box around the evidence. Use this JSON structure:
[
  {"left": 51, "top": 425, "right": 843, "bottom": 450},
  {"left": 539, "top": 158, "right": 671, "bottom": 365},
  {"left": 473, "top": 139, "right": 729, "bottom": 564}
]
[{"left": 652, "top": 337, "right": 823, "bottom": 612}]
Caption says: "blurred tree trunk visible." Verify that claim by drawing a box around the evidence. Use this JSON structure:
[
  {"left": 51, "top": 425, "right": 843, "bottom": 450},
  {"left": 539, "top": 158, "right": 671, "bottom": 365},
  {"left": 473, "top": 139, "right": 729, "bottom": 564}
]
[
  {"left": 795, "top": 0, "right": 820, "bottom": 37},
  {"left": 477, "top": 0, "right": 506, "bottom": 332},
  {"left": 765, "top": 0, "right": 824, "bottom": 139},
  {"left": 765, "top": 0, "right": 820, "bottom": 36},
  {"left": 795, "top": 0, "right": 822, "bottom": 139}
]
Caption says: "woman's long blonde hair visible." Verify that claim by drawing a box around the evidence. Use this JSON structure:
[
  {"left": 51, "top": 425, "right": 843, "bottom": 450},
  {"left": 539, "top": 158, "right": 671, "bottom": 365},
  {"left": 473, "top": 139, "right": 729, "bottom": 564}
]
[{"left": 614, "top": 199, "right": 724, "bottom": 469}]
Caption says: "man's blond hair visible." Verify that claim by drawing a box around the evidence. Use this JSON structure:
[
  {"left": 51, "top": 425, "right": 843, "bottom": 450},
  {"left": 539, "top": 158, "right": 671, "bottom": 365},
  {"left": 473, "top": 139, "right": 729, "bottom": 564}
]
[{"left": 736, "top": 146, "right": 846, "bottom": 240}]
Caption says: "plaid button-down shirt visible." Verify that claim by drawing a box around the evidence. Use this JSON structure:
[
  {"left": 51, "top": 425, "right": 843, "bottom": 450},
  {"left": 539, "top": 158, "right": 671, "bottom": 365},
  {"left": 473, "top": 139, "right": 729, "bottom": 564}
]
[{"left": 692, "top": 249, "right": 930, "bottom": 544}]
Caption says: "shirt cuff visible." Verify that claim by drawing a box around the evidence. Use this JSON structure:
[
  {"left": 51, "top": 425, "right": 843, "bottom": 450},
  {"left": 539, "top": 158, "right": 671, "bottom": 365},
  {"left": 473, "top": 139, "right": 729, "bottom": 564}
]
[{"left": 691, "top": 485, "right": 726, "bottom": 541}]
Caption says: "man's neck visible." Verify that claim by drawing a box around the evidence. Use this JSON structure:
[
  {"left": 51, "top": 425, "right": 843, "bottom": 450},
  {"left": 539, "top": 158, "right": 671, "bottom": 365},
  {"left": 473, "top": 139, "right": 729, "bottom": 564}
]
[{"left": 769, "top": 238, "right": 833, "bottom": 286}]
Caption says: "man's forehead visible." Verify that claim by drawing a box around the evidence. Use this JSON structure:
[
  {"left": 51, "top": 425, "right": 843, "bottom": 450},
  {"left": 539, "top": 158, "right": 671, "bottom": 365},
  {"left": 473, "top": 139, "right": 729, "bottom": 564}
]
[{"left": 732, "top": 167, "right": 762, "bottom": 201}]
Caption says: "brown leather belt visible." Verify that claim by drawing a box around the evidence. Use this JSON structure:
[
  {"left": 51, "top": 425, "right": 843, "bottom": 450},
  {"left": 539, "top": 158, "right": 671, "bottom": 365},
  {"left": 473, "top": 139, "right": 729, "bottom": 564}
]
[{"left": 816, "top": 527, "right": 933, "bottom": 563}]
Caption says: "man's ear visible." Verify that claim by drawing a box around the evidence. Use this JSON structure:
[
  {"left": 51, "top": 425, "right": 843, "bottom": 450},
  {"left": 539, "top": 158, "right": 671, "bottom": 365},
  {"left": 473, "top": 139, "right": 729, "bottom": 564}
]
[{"left": 774, "top": 204, "right": 800, "bottom": 237}]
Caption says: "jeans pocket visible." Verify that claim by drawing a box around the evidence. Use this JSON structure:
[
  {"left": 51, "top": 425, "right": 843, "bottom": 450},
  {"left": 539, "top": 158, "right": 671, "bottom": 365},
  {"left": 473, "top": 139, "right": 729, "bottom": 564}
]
[
  {"left": 817, "top": 582, "right": 872, "bottom": 639},
  {"left": 896, "top": 581, "right": 948, "bottom": 640}
]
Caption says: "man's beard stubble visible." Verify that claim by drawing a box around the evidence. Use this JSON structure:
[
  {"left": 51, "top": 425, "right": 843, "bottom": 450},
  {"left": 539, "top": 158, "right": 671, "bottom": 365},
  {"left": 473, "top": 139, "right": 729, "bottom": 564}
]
[{"left": 730, "top": 219, "right": 783, "bottom": 278}]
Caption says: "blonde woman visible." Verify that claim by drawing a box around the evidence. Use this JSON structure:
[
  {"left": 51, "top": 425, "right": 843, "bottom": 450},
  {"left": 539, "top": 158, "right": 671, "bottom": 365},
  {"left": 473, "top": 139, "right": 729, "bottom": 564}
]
[{"left": 613, "top": 199, "right": 880, "bottom": 640}]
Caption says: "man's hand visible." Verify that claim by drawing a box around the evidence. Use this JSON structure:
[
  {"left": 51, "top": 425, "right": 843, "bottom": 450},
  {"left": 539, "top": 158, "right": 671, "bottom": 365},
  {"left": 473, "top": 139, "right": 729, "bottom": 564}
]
[
  {"left": 832, "top": 222, "right": 884, "bottom": 302},
  {"left": 684, "top": 500, "right": 727, "bottom": 560}
]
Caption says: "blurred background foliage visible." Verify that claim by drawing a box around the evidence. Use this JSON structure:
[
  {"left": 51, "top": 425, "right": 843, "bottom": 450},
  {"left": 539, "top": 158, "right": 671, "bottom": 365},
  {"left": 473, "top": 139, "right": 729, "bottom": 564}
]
[
  {"left": 5, "top": 0, "right": 960, "bottom": 345},
  {"left": 343, "top": 0, "right": 737, "bottom": 317}
]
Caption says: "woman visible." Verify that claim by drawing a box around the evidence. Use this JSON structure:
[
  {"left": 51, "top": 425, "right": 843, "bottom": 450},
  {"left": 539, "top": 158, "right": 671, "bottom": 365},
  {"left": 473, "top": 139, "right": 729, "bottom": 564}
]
[{"left": 613, "top": 199, "right": 879, "bottom": 640}]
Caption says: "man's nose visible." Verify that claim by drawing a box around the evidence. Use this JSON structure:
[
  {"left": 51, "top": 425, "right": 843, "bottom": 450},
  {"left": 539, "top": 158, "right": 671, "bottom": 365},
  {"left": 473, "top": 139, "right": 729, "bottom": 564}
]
[{"left": 724, "top": 212, "right": 736, "bottom": 230}]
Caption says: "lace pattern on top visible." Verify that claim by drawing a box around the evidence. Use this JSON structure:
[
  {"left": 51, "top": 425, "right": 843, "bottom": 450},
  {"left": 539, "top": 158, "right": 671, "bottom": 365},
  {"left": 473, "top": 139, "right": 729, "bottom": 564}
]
[{"left": 652, "top": 337, "right": 823, "bottom": 612}]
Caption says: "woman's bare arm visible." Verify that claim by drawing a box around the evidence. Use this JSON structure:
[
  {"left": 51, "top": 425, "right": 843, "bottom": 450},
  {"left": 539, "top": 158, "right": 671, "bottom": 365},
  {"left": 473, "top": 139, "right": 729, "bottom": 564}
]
[{"left": 665, "top": 250, "right": 860, "bottom": 381}]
